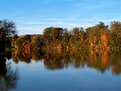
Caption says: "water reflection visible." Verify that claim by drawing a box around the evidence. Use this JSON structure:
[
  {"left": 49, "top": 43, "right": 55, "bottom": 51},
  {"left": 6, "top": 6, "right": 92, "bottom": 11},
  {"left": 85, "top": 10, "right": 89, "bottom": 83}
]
[
  {"left": 11, "top": 49, "right": 121, "bottom": 75},
  {"left": 0, "top": 52, "right": 18, "bottom": 91},
  {"left": 0, "top": 49, "right": 121, "bottom": 91}
]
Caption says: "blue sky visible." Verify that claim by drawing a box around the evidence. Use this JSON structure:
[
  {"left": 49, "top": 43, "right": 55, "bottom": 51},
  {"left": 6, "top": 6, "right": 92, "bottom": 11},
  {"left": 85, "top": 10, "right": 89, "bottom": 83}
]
[{"left": 0, "top": 0, "right": 121, "bottom": 35}]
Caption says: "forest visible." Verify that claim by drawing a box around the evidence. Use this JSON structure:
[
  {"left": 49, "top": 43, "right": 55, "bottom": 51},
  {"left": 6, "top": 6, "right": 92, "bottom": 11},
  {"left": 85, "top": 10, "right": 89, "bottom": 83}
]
[
  {"left": 0, "top": 19, "right": 121, "bottom": 55},
  {"left": 1, "top": 19, "right": 121, "bottom": 75},
  {"left": 11, "top": 21, "right": 121, "bottom": 55}
]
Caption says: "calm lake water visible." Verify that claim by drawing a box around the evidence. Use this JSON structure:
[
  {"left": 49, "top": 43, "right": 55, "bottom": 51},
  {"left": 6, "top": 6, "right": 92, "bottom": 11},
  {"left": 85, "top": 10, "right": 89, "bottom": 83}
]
[{"left": 1, "top": 51, "right": 121, "bottom": 91}]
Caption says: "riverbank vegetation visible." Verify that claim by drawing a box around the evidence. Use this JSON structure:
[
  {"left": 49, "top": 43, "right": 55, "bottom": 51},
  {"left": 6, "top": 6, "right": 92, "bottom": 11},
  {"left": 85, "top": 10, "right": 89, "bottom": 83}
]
[
  {"left": 1, "top": 19, "right": 121, "bottom": 75},
  {"left": 12, "top": 21, "right": 121, "bottom": 55},
  {"left": 1, "top": 19, "right": 121, "bottom": 54}
]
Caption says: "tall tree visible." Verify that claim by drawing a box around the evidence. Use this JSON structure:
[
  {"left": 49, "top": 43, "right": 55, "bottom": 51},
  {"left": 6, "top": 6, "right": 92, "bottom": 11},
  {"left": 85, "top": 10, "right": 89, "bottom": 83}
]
[
  {"left": 110, "top": 21, "right": 121, "bottom": 52},
  {"left": 0, "top": 19, "right": 16, "bottom": 37},
  {"left": 0, "top": 19, "right": 16, "bottom": 52}
]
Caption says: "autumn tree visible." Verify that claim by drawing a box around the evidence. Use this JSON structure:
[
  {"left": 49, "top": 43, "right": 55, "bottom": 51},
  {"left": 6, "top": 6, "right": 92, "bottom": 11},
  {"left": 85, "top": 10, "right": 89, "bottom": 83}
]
[
  {"left": 62, "top": 28, "right": 70, "bottom": 50},
  {"left": 110, "top": 21, "right": 121, "bottom": 52},
  {"left": 43, "top": 27, "right": 63, "bottom": 49},
  {"left": 86, "top": 22, "right": 109, "bottom": 52},
  {"left": 11, "top": 34, "right": 19, "bottom": 48}
]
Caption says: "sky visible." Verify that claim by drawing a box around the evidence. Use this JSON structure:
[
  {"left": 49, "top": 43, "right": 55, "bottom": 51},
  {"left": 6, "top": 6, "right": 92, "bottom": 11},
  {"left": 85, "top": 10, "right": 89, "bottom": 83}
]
[{"left": 0, "top": 0, "right": 121, "bottom": 35}]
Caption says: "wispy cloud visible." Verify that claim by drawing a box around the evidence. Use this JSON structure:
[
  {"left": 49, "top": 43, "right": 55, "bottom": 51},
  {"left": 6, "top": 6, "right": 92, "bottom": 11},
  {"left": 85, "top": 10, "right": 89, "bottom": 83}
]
[
  {"left": 16, "top": 16, "right": 119, "bottom": 35},
  {"left": 1, "top": 0, "right": 121, "bottom": 35},
  {"left": 17, "top": 16, "right": 119, "bottom": 26},
  {"left": 16, "top": 15, "right": 121, "bottom": 35},
  {"left": 73, "top": 0, "right": 113, "bottom": 9},
  {"left": 17, "top": 26, "right": 43, "bottom": 35}
]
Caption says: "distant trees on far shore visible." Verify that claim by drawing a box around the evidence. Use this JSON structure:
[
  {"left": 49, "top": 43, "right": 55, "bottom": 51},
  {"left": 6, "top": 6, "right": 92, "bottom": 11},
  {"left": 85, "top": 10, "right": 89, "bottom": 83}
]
[
  {"left": 12, "top": 21, "right": 121, "bottom": 54},
  {"left": 0, "top": 19, "right": 121, "bottom": 54}
]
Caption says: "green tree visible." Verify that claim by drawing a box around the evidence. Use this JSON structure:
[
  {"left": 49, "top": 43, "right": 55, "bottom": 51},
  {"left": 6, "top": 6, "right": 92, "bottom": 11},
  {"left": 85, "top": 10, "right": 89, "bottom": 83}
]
[
  {"left": 0, "top": 19, "right": 16, "bottom": 52},
  {"left": 110, "top": 21, "right": 121, "bottom": 52}
]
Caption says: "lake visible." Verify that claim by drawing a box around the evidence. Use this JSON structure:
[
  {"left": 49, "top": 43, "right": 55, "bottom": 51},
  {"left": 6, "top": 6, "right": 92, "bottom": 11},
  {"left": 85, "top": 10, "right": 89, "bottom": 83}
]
[{"left": 0, "top": 51, "right": 121, "bottom": 91}]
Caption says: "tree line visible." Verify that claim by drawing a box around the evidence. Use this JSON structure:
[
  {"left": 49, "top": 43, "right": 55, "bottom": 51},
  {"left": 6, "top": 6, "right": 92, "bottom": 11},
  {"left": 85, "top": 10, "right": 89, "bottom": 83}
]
[
  {"left": 1, "top": 19, "right": 121, "bottom": 75},
  {"left": 12, "top": 21, "right": 121, "bottom": 55},
  {"left": 0, "top": 19, "right": 121, "bottom": 54}
]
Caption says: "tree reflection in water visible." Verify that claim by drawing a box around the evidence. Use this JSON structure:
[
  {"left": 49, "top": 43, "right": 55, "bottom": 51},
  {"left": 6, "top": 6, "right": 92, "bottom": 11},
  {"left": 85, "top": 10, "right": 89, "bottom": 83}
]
[
  {"left": 0, "top": 52, "right": 18, "bottom": 91},
  {"left": 0, "top": 49, "right": 121, "bottom": 90},
  {"left": 11, "top": 49, "right": 121, "bottom": 75}
]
